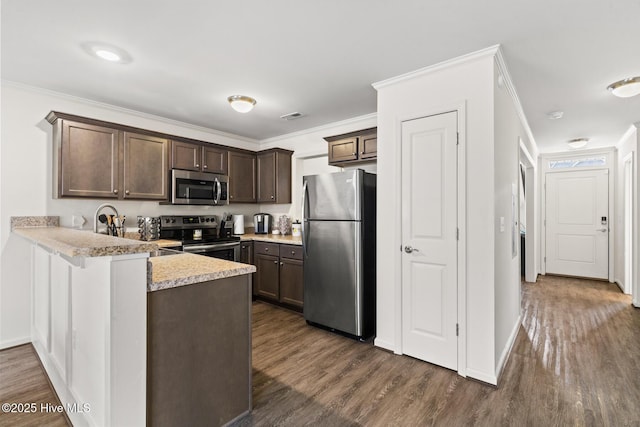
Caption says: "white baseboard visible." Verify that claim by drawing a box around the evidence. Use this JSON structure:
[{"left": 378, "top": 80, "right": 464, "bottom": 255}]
[
  {"left": 465, "top": 368, "right": 498, "bottom": 386},
  {"left": 0, "top": 336, "right": 31, "bottom": 350},
  {"left": 373, "top": 338, "right": 396, "bottom": 353},
  {"left": 496, "top": 315, "right": 522, "bottom": 382}
]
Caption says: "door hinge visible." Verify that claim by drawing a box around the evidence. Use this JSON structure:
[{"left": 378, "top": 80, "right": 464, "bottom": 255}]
[
  {"left": 544, "top": 219, "right": 546, "bottom": 226},
  {"left": 456, "top": 228, "right": 459, "bottom": 240},
  {"left": 456, "top": 323, "right": 459, "bottom": 336},
  {"left": 456, "top": 132, "right": 460, "bottom": 145},
  {"left": 544, "top": 256, "right": 546, "bottom": 263}
]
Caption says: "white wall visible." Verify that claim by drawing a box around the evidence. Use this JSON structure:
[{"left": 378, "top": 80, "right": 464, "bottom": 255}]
[
  {"left": 375, "top": 49, "right": 497, "bottom": 383},
  {"left": 614, "top": 125, "right": 638, "bottom": 297},
  {"left": 492, "top": 61, "right": 526, "bottom": 376}
]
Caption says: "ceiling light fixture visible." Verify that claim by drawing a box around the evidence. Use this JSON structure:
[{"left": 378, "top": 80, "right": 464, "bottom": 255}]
[
  {"left": 607, "top": 77, "right": 640, "bottom": 98},
  {"left": 82, "top": 42, "right": 132, "bottom": 64},
  {"left": 227, "top": 95, "right": 256, "bottom": 113},
  {"left": 567, "top": 138, "right": 589, "bottom": 149},
  {"left": 95, "top": 49, "right": 121, "bottom": 62}
]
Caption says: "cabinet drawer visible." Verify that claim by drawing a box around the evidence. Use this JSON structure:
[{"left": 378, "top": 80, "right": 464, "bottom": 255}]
[
  {"left": 280, "top": 244, "right": 303, "bottom": 260},
  {"left": 254, "top": 242, "right": 280, "bottom": 256}
]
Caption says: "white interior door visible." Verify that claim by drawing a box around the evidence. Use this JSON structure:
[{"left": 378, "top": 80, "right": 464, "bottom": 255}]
[
  {"left": 545, "top": 169, "right": 609, "bottom": 279},
  {"left": 401, "top": 111, "right": 458, "bottom": 371}
]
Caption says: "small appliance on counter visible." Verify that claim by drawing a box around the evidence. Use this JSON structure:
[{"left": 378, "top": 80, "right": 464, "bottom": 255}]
[
  {"left": 137, "top": 216, "right": 160, "bottom": 241},
  {"left": 219, "top": 213, "right": 233, "bottom": 238},
  {"left": 292, "top": 221, "right": 301, "bottom": 237},
  {"left": 277, "top": 215, "right": 291, "bottom": 235},
  {"left": 253, "top": 213, "right": 271, "bottom": 234},
  {"left": 232, "top": 214, "right": 245, "bottom": 235}
]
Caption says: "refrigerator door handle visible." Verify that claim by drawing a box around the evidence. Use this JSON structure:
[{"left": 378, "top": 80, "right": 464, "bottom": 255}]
[{"left": 301, "top": 180, "right": 309, "bottom": 256}]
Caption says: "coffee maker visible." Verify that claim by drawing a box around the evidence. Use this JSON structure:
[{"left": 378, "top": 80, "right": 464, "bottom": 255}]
[{"left": 253, "top": 213, "right": 271, "bottom": 234}]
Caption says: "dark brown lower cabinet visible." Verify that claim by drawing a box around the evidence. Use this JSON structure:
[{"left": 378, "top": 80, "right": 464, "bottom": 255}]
[
  {"left": 253, "top": 242, "right": 303, "bottom": 311},
  {"left": 147, "top": 275, "right": 252, "bottom": 427}
]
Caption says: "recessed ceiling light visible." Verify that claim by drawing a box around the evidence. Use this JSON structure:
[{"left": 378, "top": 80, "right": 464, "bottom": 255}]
[
  {"left": 227, "top": 95, "right": 257, "bottom": 113},
  {"left": 280, "top": 112, "right": 303, "bottom": 120},
  {"left": 607, "top": 77, "right": 640, "bottom": 98},
  {"left": 95, "top": 49, "right": 121, "bottom": 62},
  {"left": 567, "top": 138, "right": 589, "bottom": 149},
  {"left": 547, "top": 111, "right": 564, "bottom": 120},
  {"left": 81, "top": 42, "right": 132, "bottom": 64}
]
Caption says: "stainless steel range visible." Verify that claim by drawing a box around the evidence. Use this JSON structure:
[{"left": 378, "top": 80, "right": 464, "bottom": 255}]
[{"left": 159, "top": 215, "right": 240, "bottom": 261}]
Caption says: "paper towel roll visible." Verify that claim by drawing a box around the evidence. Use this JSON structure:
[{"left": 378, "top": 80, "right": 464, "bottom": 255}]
[{"left": 232, "top": 215, "right": 245, "bottom": 235}]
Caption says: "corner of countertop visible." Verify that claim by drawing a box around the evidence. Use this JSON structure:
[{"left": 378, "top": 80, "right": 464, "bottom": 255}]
[{"left": 11, "top": 216, "right": 60, "bottom": 230}]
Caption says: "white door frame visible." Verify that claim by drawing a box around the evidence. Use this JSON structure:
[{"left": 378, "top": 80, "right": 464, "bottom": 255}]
[
  {"left": 540, "top": 148, "right": 615, "bottom": 282},
  {"left": 519, "top": 139, "right": 537, "bottom": 283},
  {"left": 622, "top": 152, "right": 636, "bottom": 298},
  {"left": 393, "top": 102, "right": 466, "bottom": 376}
]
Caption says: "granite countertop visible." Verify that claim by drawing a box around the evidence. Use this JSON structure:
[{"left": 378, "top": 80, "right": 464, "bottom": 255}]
[
  {"left": 148, "top": 253, "right": 256, "bottom": 291},
  {"left": 13, "top": 227, "right": 159, "bottom": 258},
  {"left": 239, "top": 233, "right": 302, "bottom": 246}
]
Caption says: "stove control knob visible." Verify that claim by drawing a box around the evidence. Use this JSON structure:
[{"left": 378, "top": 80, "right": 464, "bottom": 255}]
[{"left": 171, "top": 219, "right": 176, "bottom": 223}]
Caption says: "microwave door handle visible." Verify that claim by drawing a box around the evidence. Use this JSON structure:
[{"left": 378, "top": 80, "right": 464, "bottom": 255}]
[{"left": 215, "top": 178, "right": 221, "bottom": 204}]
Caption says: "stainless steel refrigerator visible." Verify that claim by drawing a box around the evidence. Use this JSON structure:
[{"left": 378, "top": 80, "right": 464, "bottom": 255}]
[{"left": 302, "top": 169, "right": 376, "bottom": 339}]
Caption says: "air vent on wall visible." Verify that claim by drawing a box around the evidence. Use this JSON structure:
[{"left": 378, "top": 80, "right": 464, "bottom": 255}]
[{"left": 280, "top": 112, "right": 303, "bottom": 120}]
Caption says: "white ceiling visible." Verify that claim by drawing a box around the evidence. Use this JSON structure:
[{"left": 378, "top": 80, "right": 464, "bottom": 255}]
[{"left": 2, "top": 0, "right": 640, "bottom": 152}]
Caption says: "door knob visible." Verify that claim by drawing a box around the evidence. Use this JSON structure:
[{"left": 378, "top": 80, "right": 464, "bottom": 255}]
[{"left": 404, "top": 245, "right": 419, "bottom": 254}]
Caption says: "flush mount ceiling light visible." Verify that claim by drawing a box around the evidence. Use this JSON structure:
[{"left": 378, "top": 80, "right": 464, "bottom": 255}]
[
  {"left": 607, "top": 77, "right": 640, "bottom": 98},
  {"left": 227, "top": 95, "right": 256, "bottom": 113},
  {"left": 567, "top": 138, "right": 589, "bottom": 149},
  {"left": 81, "top": 42, "right": 132, "bottom": 64}
]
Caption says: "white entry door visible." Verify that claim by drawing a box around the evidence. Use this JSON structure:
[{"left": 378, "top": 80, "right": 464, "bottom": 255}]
[
  {"left": 545, "top": 169, "right": 609, "bottom": 279},
  {"left": 401, "top": 111, "right": 458, "bottom": 371}
]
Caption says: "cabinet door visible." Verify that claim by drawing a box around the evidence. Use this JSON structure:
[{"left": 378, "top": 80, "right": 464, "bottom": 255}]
[
  {"left": 275, "top": 151, "right": 292, "bottom": 204},
  {"left": 254, "top": 253, "right": 279, "bottom": 301},
  {"left": 279, "top": 258, "right": 303, "bottom": 309},
  {"left": 328, "top": 137, "right": 358, "bottom": 164},
  {"left": 60, "top": 120, "right": 120, "bottom": 198},
  {"left": 240, "top": 241, "right": 253, "bottom": 264},
  {"left": 228, "top": 151, "right": 256, "bottom": 203},
  {"left": 202, "top": 146, "right": 228, "bottom": 174},
  {"left": 123, "top": 132, "right": 169, "bottom": 200},
  {"left": 359, "top": 133, "right": 377, "bottom": 160},
  {"left": 257, "top": 152, "right": 276, "bottom": 203},
  {"left": 171, "top": 141, "right": 201, "bottom": 171}
]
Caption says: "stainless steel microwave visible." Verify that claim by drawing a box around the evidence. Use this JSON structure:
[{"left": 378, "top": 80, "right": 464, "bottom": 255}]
[{"left": 170, "top": 169, "right": 229, "bottom": 205}]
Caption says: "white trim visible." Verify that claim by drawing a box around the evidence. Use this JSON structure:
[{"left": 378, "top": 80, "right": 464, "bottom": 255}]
[
  {"left": 494, "top": 50, "right": 538, "bottom": 160},
  {"left": 394, "top": 102, "right": 467, "bottom": 376},
  {"left": 520, "top": 140, "right": 538, "bottom": 283},
  {"left": 372, "top": 45, "right": 500, "bottom": 90},
  {"left": 372, "top": 338, "right": 395, "bottom": 353},
  {"left": 1, "top": 79, "right": 260, "bottom": 145},
  {"left": 259, "top": 112, "right": 377, "bottom": 145},
  {"left": 495, "top": 314, "right": 521, "bottom": 382},
  {"left": 465, "top": 368, "right": 498, "bottom": 386},
  {"left": 0, "top": 337, "right": 31, "bottom": 350}
]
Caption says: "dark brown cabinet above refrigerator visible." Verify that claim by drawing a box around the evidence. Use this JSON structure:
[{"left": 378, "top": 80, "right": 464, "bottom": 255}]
[{"left": 325, "top": 127, "right": 377, "bottom": 166}]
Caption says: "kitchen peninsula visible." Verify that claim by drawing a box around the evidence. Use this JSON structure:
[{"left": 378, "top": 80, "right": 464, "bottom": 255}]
[{"left": 11, "top": 217, "right": 255, "bottom": 427}]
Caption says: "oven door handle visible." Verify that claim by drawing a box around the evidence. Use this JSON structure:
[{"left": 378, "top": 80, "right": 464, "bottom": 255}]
[{"left": 184, "top": 242, "right": 239, "bottom": 251}]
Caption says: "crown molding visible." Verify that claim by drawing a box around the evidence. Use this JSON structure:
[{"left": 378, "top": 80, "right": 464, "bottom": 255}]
[
  {"left": 1, "top": 79, "right": 260, "bottom": 145},
  {"left": 372, "top": 45, "right": 500, "bottom": 90},
  {"left": 259, "top": 112, "right": 377, "bottom": 145},
  {"left": 616, "top": 124, "right": 639, "bottom": 149},
  {"left": 493, "top": 47, "right": 539, "bottom": 159}
]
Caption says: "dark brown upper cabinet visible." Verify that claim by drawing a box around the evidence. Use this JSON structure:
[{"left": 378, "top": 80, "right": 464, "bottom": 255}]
[
  {"left": 123, "top": 132, "right": 169, "bottom": 200},
  {"left": 48, "top": 112, "right": 169, "bottom": 201},
  {"left": 171, "top": 140, "right": 228, "bottom": 174},
  {"left": 325, "top": 127, "right": 377, "bottom": 166},
  {"left": 257, "top": 149, "right": 293, "bottom": 204},
  {"left": 228, "top": 151, "right": 256, "bottom": 203}
]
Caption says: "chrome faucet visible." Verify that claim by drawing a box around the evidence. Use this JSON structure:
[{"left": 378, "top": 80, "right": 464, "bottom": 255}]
[{"left": 93, "top": 203, "right": 120, "bottom": 234}]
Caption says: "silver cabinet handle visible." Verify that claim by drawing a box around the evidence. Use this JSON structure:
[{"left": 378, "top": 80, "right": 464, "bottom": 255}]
[
  {"left": 404, "top": 245, "right": 420, "bottom": 254},
  {"left": 273, "top": 260, "right": 278, "bottom": 264},
  {"left": 280, "top": 262, "right": 284, "bottom": 266},
  {"left": 195, "top": 164, "right": 200, "bottom": 168},
  {"left": 125, "top": 190, "right": 130, "bottom": 195},
  {"left": 203, "top": 164, "right": 208, "bottom": 169},
  {"left": 265, "top": 247, "right": 269, "bottom": 251},
  {"left": 113, "top": 189, "right": 118, "bottom": 194}
]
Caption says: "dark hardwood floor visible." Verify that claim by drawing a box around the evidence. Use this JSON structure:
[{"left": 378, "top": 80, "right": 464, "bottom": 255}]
[
  {"left": 0, "top": 344, "right": 70, "bottom": 426},
  {"left": 238, "top": 275, "right": 640, "bottom": 426},
  {"left": 1, "top": 275, "right": 638, "bottom": 426}
]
